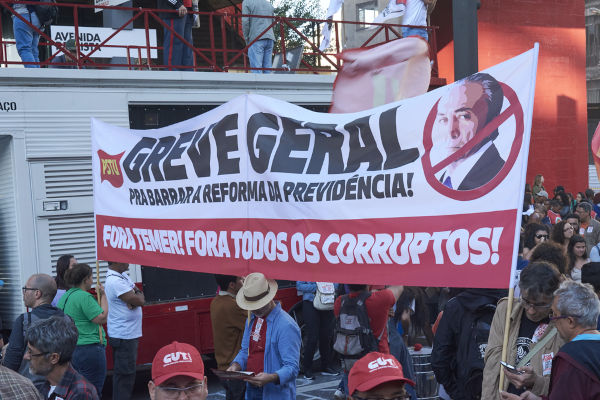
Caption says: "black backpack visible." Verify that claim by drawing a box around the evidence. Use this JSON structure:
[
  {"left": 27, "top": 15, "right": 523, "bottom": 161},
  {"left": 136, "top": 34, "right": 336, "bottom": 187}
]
[
  {"left": 460, "top": 303, "right": 497, "bottom": 400},
  {"left": 333, "top": 292, "right": 381, "bottom": 360},
  {"left": 31, "top": 0, "right": 58, "bottom": 27}
]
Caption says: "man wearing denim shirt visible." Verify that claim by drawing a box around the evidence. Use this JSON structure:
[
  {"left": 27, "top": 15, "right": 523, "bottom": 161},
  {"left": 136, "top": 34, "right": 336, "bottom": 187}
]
[{"left": 228, "top": 272, "right": 301, "bottom": 399}]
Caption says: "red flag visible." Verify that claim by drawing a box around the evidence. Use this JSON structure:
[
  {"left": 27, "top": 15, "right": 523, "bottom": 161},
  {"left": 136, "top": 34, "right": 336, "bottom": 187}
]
[
  {"left": 330, "top": 37, "right": 431, "bottom": 113},
  {"left": 98, "top": 150, "right": 125, "bottom": 188}
]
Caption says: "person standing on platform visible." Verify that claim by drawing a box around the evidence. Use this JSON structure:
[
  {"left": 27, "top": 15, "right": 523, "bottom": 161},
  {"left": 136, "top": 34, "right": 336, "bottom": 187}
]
[
  {"left": 242, "top": 0, "right": 275, "bottom": 73},
  {"left": 159, "top": 0, "right": 194, "bottom": 70}
]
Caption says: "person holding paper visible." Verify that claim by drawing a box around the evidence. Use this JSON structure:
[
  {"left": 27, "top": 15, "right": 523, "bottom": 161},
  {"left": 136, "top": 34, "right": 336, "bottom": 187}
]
[
  {"left": 481, "top": 262, "right": 564, "bottom": 399},
  {"left": 228, "top": 272, "right": 301, "bottom": 399},
  {"left": 500, "top": 281, "right": 600, "bottom": 400}
]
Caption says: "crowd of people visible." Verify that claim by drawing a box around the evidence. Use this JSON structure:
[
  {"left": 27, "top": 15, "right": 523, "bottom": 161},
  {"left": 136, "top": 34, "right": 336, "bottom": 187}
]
[{"left": 2, "top": 175, "right": 600, "bottom": 400}]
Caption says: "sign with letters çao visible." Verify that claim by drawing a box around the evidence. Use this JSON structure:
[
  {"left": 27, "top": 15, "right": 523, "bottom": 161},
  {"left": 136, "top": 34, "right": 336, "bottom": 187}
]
[
  {"left": 92, "top": 47, "right": 538, "bottom": 288},
  {"left": 50, "top": 26, "right": 158, "bottom": 59}
]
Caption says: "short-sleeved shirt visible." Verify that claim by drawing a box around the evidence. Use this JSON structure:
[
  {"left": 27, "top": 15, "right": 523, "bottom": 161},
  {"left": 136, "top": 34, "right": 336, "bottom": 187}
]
[
  {"left": 334, "top": 289, "right": 396, "bottom": 353},
  {"left": 105, "top": 270, "right": 142, "bottom": 339},
  {"left": 58, "top": 288, "right": 106, "bottom": 346}
]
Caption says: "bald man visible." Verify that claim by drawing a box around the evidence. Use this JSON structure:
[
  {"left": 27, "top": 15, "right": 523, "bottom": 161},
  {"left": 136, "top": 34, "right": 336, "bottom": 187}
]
[{"left": 2, "top": 273, "right": 67, "bottom": 390}]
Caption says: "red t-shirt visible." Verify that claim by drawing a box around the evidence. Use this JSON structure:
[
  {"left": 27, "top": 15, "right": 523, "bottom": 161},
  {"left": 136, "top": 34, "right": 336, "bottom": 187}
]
[
  {"left": 246, "top": 317, "right": 267, "bottom": 374},
  {"left": 334, "top": 289, "right": 396, "bottom": 354}
]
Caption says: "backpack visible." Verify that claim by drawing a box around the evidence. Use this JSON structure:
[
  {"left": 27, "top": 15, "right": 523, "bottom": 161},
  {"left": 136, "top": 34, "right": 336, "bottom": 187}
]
[
  {"left": 31, "top": 0, "right": 58, "bottom": 27},
  {"left": 460, "top": 303, "right": 496, "bottom": 400},
  {"left": 313, "top": 282, "right": 335, "bottom": 311},
  {"left": 18, "top": 312, "right": 51, "bottom": 390},
  {"left": 333, "top": 292, "right": 381, "bottom": 360}
]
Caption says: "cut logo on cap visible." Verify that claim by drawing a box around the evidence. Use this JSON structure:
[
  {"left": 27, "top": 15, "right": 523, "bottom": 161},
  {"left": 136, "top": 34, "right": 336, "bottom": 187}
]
[
  {"left": 367, "top": 357, "right": 397, "bottom": 372},
  {"left": 163, "top": 351, "right": 193, "bottom": 366}
]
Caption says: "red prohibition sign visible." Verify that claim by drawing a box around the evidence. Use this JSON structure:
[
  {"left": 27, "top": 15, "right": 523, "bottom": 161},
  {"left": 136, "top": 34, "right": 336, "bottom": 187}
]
[{"left": 421, "top": 82, "right": 525, "bottom": 201}]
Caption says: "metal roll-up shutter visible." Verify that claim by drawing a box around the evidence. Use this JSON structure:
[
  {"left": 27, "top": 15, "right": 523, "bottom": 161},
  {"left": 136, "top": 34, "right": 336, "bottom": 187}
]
[
  {"left": 0, "top": 136, "right": 23, "bottom": 329},
  {"left": 32, "top": 160, "right": 109, "bottom": 282}
]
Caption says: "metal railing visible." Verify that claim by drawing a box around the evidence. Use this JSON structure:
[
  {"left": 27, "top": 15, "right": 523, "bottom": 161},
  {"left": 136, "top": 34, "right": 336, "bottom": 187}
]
[{"left": 0, "top": 0, "right": 439, "bottom": 74}]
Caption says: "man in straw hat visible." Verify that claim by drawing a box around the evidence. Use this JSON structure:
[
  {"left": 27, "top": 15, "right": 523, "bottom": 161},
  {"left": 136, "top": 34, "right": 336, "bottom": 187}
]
[
  {"left": 148, "top": 341, "right": 208, "bottom": 400},
  {"left": 347, "top": 351, "right": 415, "bottom": 399},
  {"left": 227, "top": 272, "right": 301, "bottom": 399}
]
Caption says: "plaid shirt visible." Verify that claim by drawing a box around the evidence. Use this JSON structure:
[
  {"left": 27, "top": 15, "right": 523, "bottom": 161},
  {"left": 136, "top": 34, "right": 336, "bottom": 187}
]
[
  {"left": 41, "top": 364, "right": 99, "bottom": 400},
  {"left": 0, "top": 365, "right": 43, "bottom": 400}
]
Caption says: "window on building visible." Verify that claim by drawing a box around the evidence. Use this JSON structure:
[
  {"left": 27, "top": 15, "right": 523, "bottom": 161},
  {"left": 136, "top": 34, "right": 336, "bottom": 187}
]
[{"left": 357, "top": 1, "right": 377, "bottom": 29}]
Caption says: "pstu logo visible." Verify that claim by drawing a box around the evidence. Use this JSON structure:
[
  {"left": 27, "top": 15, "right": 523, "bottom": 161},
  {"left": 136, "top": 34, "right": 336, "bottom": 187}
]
[
  {"left": 368, "top": 357, "right": 396, "bottom": 371},
  {"left": 163, "top": 351, "right": 192, "bottom": 366},
  {"left": 98, "top": 150, "right": 125, "bottom": 188}
]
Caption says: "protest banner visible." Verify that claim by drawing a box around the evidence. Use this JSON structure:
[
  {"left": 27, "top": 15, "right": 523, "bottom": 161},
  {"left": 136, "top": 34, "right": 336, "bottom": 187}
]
[{"left": 92, "top": 46, "right": 538, "bottom": 287}]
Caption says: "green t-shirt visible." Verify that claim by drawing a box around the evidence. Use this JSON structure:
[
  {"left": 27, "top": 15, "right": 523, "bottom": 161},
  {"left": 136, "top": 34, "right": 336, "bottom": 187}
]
[{"left": 58, "top": 288, "right": 106, "bottom": 346}]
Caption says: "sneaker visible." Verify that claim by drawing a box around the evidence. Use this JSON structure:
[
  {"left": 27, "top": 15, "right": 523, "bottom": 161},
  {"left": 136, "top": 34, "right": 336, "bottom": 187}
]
[
  {"left": 333, "top": 389, "right": 345, "bottom": 400},
  {"left": 321, "top": 366, "right": 340, "bottom": 376},
  {"left": 304, "top": 371, "right": 314, "bottom": 380}
]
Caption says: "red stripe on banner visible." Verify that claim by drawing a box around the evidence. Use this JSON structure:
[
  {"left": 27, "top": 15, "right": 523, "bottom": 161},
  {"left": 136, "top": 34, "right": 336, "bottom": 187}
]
[{"left": 96, "top": 210, "right": 517, "bottom": 288}]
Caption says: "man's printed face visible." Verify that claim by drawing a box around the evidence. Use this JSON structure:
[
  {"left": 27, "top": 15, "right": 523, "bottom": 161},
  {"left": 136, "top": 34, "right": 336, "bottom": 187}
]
[{"left": 434, "top": 82, "right": 489, "bottom": 160}]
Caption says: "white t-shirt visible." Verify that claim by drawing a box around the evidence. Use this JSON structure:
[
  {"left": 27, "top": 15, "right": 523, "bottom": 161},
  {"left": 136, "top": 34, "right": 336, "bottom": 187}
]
[
  {"left": 105, "top": 269, "right": 142, "bottom": 339},
  {"left": 403, "top": 0, "right": 427, "bottom": 26}
]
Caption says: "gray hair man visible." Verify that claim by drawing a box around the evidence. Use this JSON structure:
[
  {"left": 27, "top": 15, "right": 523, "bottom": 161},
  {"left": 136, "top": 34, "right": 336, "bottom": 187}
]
[
  {"left": 2, "top": 273, "right": 65, "bottom": 390},
  {"left": 501, "top": 280, "right": 600, "bottom": 400},
  {"left": 25, "top": 315, "right": 99, "bottom": 399}
]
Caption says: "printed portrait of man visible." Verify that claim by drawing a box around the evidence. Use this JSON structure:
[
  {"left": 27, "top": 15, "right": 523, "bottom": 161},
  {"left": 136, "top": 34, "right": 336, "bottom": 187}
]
[{"left": 433, "top": 72, "right": 505, "bottom": 191}]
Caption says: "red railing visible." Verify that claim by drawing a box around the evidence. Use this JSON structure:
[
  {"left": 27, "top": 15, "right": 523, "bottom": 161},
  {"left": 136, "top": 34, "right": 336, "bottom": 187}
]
[{"left": 0, "top": 0, "right": 439, "bottom": 74}]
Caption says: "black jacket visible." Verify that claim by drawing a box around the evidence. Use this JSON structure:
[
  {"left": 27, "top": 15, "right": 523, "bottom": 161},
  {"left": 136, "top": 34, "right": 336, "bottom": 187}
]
[
  {"left": 2, "top": 304, "right": 65, "bottom": 371},
  {"left": 158, "top": 0, "right": 185, "bottom": 19},
  {"left": 431, "top": 289, "right": 507, "bottom": 400}
]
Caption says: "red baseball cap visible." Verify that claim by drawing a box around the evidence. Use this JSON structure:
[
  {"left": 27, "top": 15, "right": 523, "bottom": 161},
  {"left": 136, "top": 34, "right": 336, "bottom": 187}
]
[
  {"left": 348, "top": 352, "right": 415, "bottom": 395},
  {"left": 151, "top": 342, "right": 205, "bottom": 386}
]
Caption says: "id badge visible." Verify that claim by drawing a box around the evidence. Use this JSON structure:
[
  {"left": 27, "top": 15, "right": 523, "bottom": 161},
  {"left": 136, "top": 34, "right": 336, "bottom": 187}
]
[{"left": 542, "top": 352, "right": 554, "bottom": 376}]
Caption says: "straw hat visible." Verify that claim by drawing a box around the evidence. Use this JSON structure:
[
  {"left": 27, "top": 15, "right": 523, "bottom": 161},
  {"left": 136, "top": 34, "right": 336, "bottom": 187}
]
[{"left": 236, "top": 272, "right": 278, "bottom": 311}]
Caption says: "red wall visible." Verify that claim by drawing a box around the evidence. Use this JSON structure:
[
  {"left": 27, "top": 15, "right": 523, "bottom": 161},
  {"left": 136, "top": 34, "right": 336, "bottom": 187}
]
[{"left": 433, "top": 0, "right": 588, "bottom": 194}]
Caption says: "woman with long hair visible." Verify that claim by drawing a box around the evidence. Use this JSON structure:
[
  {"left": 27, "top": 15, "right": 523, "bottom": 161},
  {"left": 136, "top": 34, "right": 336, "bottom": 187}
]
[
  {"left": 523, "top": 223, "right": 549, "bottom": 260},
  {"left": 567, "top": 235, "right": 589, "bottom": 282},
  {"left": 58, "top": 263, "right": 108, "bottom": 396},
  {"left": 550, "top": 220, "right": 574, "bottom": 253},
  {"left": 532, "top": 174, "right": 545, "bottom": 195},
  {"left": 51, "top": 254, "right": 77, "bottom": 306}
]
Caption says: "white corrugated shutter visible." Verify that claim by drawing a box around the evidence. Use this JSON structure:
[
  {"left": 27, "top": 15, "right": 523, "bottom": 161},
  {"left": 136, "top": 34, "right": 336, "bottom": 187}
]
[
  {"left": 32, "top": 160, "right": 109, "bottom": 282},
  {"left": 0, "top": 136, "right": 23, "bottom": 328}
]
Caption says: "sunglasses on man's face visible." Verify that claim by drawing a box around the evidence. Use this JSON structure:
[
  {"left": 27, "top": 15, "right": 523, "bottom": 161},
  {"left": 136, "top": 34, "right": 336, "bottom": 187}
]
[{"left": 535, "top": 234, "right": 549, "bottom": 240}]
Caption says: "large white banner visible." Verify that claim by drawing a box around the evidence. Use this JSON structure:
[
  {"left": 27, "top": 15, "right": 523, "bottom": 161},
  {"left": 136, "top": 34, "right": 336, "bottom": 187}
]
[
  {"left": 50, "top": 26, "right": 158, "bottom": 59},
  {"left": 92, "top": 47, "right": 538, "bottom": 287}
]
